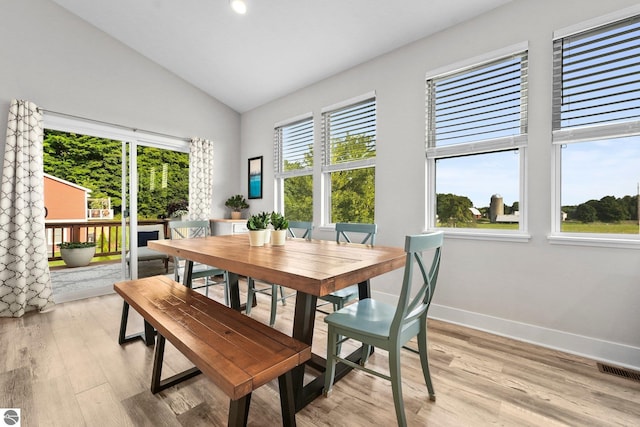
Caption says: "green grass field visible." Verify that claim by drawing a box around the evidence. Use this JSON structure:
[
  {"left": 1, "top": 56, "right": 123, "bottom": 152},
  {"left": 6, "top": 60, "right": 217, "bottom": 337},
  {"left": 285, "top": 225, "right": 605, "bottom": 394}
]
[
  {"left": 561, "top": 221, "right": 640, "bottom": 234},
  {"left": 444, "top": 220, "right": 640, "bottom": 234}
]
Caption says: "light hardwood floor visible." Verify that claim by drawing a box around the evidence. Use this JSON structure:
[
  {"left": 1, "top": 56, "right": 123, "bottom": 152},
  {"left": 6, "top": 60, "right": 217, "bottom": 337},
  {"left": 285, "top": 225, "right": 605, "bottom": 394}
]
[{"left": 1, "top": 280, "right": 639, "bottom": 426}]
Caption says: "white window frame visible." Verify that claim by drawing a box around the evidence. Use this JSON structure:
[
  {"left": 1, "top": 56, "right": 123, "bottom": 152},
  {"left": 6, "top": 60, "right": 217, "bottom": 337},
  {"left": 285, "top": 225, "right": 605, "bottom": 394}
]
[
  {"left": 321, "top": 92, "right": 376, "bottom": 226},
  {"left": 273, "top": 113, "right": 314, "bottom": 216},
  {"left": 549, "top": 6, "right": 640, "bottom": 249},
  {"left": 425, "top": 43, "right": 530, "bottom": 243}
]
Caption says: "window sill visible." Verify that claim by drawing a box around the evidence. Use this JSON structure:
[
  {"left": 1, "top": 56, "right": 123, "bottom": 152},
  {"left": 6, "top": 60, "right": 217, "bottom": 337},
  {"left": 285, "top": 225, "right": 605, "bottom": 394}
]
[
  {"left": 548, "top": 233, "right": 640, "bottom": 250},
  {"left": 429, "top": 229, "right": 531, "bottom": 243}
]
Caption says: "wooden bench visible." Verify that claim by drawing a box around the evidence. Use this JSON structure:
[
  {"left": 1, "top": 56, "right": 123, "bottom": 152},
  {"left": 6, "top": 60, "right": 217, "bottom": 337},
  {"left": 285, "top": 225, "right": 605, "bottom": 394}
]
[{"left": 114, "top": 275, "right": 311, "bottom": 427}]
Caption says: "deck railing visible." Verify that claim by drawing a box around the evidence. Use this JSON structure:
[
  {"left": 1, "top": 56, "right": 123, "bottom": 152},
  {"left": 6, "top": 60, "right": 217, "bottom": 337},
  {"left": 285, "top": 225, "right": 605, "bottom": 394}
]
[{"left": 45, "top": 219, "right": 168, "bottom": 262}]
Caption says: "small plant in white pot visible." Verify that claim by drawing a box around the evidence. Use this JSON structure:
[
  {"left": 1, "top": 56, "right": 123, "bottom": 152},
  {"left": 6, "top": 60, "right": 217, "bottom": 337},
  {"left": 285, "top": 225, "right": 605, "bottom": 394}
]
[
  {"left": 246, "top": 211, "right": 270, "bottom": 246},
  {"left": 225, "top": 194, "right": 249, "bottom": 219},
  {"left": 59, "top": 241, "right": 97, "bottom": 267},
  {"left": 270, "top": 212, "right": 288, "bottom": 246}
]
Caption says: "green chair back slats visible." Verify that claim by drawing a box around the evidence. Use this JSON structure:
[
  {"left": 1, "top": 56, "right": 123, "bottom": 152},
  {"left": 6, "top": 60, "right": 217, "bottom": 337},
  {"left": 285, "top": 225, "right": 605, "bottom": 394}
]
[{"left": 168, "top": 220, "right": 229, "bottom": 305}]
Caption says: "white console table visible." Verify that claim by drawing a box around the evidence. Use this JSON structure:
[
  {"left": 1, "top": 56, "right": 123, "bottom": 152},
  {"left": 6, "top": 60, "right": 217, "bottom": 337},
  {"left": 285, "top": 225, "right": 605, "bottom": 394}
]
[{"left": 210, "top": 219, "right": 249, "bottom": 235}]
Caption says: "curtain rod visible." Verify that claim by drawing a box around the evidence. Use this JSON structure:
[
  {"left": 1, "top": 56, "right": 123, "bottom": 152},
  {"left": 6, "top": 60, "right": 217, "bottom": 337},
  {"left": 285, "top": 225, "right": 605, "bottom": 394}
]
[{"left": 38, "top": 108, "right": 191, "bottom": 143}]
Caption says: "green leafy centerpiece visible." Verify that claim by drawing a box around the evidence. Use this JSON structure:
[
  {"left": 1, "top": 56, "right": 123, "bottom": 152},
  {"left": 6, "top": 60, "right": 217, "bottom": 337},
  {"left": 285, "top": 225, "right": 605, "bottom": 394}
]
[
  {"left": 246, "top": 211, "right": 270, "bottom": 246},
  {"left": 270, "top": 212, "right": 289, "bottom": 246}
]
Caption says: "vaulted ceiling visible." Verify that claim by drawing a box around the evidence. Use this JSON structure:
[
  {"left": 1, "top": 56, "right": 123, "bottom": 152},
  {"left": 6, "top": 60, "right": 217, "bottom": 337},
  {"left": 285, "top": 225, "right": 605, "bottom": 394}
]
[{"left": 51, "top": 0, "right": 511, "bottom": 113}]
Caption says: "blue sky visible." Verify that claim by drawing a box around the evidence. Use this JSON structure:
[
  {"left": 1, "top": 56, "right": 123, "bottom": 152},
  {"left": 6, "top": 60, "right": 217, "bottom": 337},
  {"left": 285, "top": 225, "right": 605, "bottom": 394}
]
[{"left": 437, "top": 136, "right": 640, "bottom": 208}]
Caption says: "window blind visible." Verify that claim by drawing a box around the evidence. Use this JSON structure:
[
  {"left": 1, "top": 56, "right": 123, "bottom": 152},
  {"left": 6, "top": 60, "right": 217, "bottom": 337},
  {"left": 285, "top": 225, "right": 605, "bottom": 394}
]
[
  {"left": 427, "top": 52, "right": 528, "bottom": 147},
  {"left": 552, "top": 15, "right": 640, "bottom": 132},
  {"left": 322, "top": 98, "right": 376, "bottom": 168},
  {"left": 274, "top": 118, "right": 313, "bottom": 177}
]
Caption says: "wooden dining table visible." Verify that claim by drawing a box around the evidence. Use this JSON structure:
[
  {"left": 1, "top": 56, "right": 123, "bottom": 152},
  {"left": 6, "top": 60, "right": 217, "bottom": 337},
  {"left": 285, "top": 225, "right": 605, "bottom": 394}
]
[{"left": 149, "top": 233, "right": 406, "bottom": 411}]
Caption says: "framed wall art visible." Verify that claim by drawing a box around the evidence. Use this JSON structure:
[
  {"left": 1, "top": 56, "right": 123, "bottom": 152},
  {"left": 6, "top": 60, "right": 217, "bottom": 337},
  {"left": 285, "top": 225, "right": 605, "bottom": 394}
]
[{"left": 248, "top": 156, "right": 263, "bottom": 199}]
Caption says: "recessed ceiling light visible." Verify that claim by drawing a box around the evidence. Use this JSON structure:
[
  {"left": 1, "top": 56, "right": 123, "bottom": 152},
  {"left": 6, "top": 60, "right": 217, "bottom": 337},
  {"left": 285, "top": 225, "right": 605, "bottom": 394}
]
[{"left": 230, "top": 0, "right": 247, "bottom": 15}]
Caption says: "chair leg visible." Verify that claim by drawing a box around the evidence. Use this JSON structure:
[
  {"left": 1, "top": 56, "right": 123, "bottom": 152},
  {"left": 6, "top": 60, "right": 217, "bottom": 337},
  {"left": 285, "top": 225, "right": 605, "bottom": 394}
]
[
  {"left": 418, "top": 326, "right": 436, "bottom": 401},
  {"left": 269, "top": 284, "right": 278, "bottom": 327},
  {"left": 335, "top": 300, "right": 345, "bottom": 356},
  {"left": 246, "top": 278, "right": 255, "bottom": 316},
  {"left": 389, "top": 345, "right": 407, "bottom": 427},
  {"left": 204, "top": 276, "right": 209, "bottom": 297},
  {"left": 361, "top": 344, "right": 372, "bottom": 366},
  {"left": 279, "top": 285, "right": 287, "bottom": 306},
  {"left": 223, "top": 272, "right": 230, "bottom": 307},
  {"left": 323, "top": 326, "right": 338, "bottom": 397}
]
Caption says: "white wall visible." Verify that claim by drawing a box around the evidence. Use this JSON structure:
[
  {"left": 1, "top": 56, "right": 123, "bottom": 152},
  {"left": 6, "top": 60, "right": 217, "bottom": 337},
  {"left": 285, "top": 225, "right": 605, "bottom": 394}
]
[
  {"left": 0, "top": 0, "right": 241, "bottom": 219},
  {"left": 241, "top": 0, "right": 640, "bottom": 369}
]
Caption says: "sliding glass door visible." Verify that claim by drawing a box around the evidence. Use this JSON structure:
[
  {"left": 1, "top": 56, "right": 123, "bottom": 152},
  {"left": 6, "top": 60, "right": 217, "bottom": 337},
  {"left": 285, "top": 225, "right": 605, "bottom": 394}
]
[{"left": 43, "top": 114, "right": 189, "bottom": 303}]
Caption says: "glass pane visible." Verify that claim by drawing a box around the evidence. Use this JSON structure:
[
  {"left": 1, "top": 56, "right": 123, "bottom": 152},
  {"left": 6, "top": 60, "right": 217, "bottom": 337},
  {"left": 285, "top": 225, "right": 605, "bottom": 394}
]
[
  {"left": 284, "top": 175, "right": 313, "bottom": 222},
  {"left": 137, "top": 146, "right": 189, "bottom": 220},
  {"left": 330, "top": 167, "right": 375, "bottom": 223},
  {"left": 559, "top": 17, "right": 640, "bottom": 129},
  {"left": 43, "top": 130, "right": 125, "bottom": 301},
  {"left": 561, "top": 136, "right": 640, "bottom": 234},
  {"left": 328, "top": 100, "right": 376, "bottom": 166},
  {"left": 282, "top": 119, "right": 313, "bottom": 170},
  {"left": 435, "top": 150, "right": 519, "bottom": 229},
  {"left": 432, "top": 54, "right": 527, "bottom": 146}
]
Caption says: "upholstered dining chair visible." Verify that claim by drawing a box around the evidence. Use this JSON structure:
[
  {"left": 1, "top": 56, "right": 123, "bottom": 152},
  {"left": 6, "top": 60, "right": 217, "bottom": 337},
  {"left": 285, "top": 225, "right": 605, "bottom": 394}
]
[
  {"left": 323, "top": 232, "right": 443, "bottom": 427},
  {"left": 245, "top": 221, "right": 313, "bottom": 327},
  {"left": 316, "top": 222, "right": 377, "bottom": 314},
  {"left": 168, "top": 220, "right": 230, "bottom": 305}
]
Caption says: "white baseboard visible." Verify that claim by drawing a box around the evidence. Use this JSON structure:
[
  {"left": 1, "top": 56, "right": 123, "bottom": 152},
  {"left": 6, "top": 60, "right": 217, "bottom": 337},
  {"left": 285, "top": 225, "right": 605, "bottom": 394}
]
[{"left": 371, "top": 290, "right": 640, "bottom": 371}]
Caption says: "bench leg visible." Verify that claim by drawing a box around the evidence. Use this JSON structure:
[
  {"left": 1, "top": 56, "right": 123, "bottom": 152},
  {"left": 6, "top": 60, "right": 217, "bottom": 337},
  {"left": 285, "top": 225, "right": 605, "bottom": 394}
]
[
  {"left": 278, "top": 371, "right": 297, "bottom": 427},
  {"left": 151, "top": 334, "right": 201, "bottom": 394},
  {"left": 118, "top": 301, "right": 155, "bottom": 346},
  {"left": 228, "top": 394, "right": 251, "bottom": 427}
]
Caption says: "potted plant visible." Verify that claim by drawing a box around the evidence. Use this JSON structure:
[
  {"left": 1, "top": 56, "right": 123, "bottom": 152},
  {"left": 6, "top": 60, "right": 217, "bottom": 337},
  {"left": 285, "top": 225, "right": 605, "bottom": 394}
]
[
  {"left": 270, "top": 212, "right": 288, "bottom": 246},
  {"left": 246, "top": 211, "right": 270, "bottom": 246},
  {"left": 168, "top": 199, "right": 189, "bottom": 220},
  {"left": 225, "top": 194, "right": 250, "bottom": 219},
  {"left": 59, "top": 241, "right": 97, "bottom": 267}
]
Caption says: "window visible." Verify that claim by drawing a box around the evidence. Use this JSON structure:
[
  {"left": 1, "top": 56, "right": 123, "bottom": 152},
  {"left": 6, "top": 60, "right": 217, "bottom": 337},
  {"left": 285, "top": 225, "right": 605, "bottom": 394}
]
[
  {"left": 321, "top": 95, "right": 376, "bottom": 224},
  {"left": 274, "top": 116, "right": 314, "bottom": 221},
  {"left": 552, "top": 14, "right": 640, "bottom": 239},
  {"left": 426, "top": 48, "right": 528, "bottom": 232}
]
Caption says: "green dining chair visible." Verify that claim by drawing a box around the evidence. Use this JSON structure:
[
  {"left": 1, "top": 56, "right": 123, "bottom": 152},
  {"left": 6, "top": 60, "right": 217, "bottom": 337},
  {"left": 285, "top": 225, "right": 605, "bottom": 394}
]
[
  {"left": 323, "top": 232, "right": 443, "bottom": 427},
  {"left": 317, "top": 222, "right": 377, "bottom": 314},
  {"left": 246, "top": 221, "right": 312, "bottom": 327},
  {"left": 169, "top": 220, "right": 230, "bottom": 305}
]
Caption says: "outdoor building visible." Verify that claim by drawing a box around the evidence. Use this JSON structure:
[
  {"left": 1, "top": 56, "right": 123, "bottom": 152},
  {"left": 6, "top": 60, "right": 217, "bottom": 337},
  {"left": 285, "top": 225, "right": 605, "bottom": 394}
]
[{"left": 43, "top": 172, "right": 90, "bottom": 222}]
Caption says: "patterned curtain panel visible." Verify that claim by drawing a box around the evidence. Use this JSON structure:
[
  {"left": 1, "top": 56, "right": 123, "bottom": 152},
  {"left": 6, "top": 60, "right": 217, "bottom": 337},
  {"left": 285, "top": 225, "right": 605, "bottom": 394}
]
[
  {"left": 0, "top": 100, "right": 55, "bottom": 317},
  {"left": 188, "top": 137, "right": 214, "bottom": 221}
]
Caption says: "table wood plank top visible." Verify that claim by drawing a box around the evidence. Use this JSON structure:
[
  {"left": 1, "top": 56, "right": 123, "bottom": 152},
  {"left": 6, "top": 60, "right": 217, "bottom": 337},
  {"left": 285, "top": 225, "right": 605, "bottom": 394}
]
[{"left": 149, "top": 234, "right": 406, "bottom": 296}]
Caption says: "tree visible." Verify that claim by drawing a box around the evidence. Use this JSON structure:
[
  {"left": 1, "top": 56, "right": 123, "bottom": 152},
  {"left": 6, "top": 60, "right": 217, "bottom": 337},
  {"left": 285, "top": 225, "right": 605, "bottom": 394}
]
[
  {"left": 43, "top": 130, "right": 189, "bottom": 220},
  {"left": 594, "top": 196, "right": 626, "bottom": 223},
  {"left": 283, "top": 134, "right": 375, "bottom": 223},
  {"left": 620, "top": 195, "right": 639, "bottom": 221},
  {"left": 284, "top": 175, "right": 313, "bottom": 221},
  {"left": 437, "top": 193, "right": 473, "bottom": 226},
  {"left": 329, "top": 134, "right": 375, "bottom": 223},
  {"left": 283, "top": 146, "right": 313, "bottom": 222},
  {"left": 574, "top": 203, "right": 597, "bottom": 223}
]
